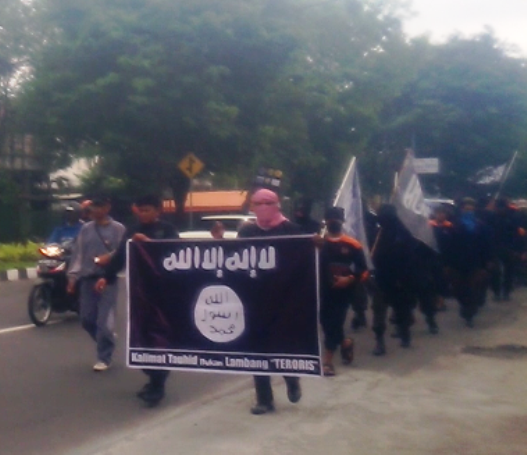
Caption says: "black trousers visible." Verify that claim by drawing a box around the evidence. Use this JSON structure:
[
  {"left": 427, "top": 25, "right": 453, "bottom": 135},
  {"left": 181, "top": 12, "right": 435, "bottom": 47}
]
[
  {"left": 490, "top": 251, "right": 517, "bottom": 297},
  {"left": 143, "top": 369, "right": 170, "bottom": 388},
  {"left": 350, "top": 282, "right": 368, "bottom": 317},
  {"left": 390, "top": 286, "right": 415, "bottom": 339},
  {"left": 414, "top": 282, "right": 437, "bottom": 322},
  {"left": 320, "top": 297, "right": 350, "bottom": 352},
  {"left": 450, "top": 268, "right": 488, "bottom": 320},
  {"left": 368, "top": 279, "right": 389, "bottom": 338},
  {"left": 253, "top": 375, "right": 299, "bottom": 406}
]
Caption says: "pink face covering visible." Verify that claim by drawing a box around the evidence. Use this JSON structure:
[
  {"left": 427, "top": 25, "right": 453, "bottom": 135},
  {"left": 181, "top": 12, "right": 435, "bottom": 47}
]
[{"left": 251, "top": 189, "right": 287, "bottom": 230}]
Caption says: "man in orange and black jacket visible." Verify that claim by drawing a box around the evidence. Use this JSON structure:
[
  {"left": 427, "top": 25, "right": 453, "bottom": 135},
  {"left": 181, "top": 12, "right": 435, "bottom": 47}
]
[
  {"left": 318, "top": 206, "right": 368, "bottom": 376},
  {"left": 374, "top": 204, "right": 439, "bottom": 348},
  {"left": 447, "top": 198, "right": 492, "bottom": 327}
]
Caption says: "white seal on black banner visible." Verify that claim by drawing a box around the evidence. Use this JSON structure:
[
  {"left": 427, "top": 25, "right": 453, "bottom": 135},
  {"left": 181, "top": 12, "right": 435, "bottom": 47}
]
[{"left": 194, "top": 285, "right": 245, "bottom": 343}]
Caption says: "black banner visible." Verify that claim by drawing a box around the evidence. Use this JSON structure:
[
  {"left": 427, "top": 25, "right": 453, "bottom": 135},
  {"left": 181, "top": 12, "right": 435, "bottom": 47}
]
[{"left": 126, "top": 236, "right": 322, "bottom": 376}]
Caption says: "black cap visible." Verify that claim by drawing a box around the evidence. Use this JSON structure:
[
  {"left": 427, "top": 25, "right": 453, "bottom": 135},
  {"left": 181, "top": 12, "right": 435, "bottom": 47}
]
[
  {"left": 134, "top": 194, "right": 162, "bottom": 208},
  {"left": 324, "top": 206, "right": 345, "bottom": 221},
  {"left": 91, "top": 195, "right": 111, "bottom": 207}
]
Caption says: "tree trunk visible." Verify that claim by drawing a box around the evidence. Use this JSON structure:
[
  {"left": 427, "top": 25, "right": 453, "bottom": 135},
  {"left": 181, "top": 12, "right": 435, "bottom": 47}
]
[{"left": 170, "top": 175, "right": 191, "bottom": 230}]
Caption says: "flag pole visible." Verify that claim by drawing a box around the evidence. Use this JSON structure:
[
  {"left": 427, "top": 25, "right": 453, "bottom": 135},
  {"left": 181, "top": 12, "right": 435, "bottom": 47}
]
[
  {"left": 334, "top": 156, "right": 356, "bottom": 205},
  {"left": 495, "top": 150, "right": 519, "bottom": 199},
  {"left": 323, "top": 156, "right": 355, "bottom": 238}
]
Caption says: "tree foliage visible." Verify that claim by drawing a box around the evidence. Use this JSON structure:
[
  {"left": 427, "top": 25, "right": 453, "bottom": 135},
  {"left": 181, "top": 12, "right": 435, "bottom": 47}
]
[
  {"left": 18, "top": 0, "right": 413, "bottom": 208},
  {"left": 0, "top": 0, "right": 37, "bottom": 147},
  {"left": 366, "top": 33, "right": 527, "bottom": 197},
  {"left": 6, "top": 0, "right": 527, "bottom": 213}
]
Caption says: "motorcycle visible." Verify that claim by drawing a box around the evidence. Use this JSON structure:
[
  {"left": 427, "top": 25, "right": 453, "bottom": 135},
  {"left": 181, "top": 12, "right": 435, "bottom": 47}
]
[{"left": 27, "top": 240, "right": 79, "bottom": 326}]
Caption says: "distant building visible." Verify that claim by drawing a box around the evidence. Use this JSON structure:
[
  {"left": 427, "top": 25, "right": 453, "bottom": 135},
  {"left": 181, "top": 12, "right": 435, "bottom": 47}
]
[
  {"left": 0, "top": 134, "right": 40, "bottom": 171},
  {"left": 163, "top": 191, "right": 248, "bottom": 214}
]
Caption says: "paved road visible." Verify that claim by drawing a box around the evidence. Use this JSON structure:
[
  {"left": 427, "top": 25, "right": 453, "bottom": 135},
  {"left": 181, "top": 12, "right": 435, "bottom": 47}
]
[
  {"left": 0, "top": 280, "right": 244, "bottom": 455},
  {"left": 3, "top": 279, "right": 527, "bottom": 454},
  {"left": 92, "top": 288, "right": 527, "bottom": 455}
]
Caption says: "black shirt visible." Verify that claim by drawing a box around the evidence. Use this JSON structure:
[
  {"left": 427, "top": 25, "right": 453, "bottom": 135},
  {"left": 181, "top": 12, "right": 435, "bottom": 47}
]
[
  {"left": 295, "top": 217, "right": 322, "bottom": 235},
  {"left": 237, "top": 220, "right": 301, "bottom": 238},
  {"left": 104, "top": 219, "right": 178, "bottom": 281}
]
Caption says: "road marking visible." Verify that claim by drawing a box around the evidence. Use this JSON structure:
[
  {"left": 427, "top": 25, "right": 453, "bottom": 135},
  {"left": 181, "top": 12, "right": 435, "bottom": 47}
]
[{"left": 0, "top": 320, "right": 60, "bottom": 335}]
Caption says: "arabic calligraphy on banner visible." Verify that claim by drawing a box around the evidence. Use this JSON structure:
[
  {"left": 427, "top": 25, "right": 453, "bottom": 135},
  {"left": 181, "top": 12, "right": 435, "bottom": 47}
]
[
  {"left": 163, "top": 245, "right": 276, "bottom": 278},
  {"left": 194, "top": 285, "right": 245, "bottom": 342}
]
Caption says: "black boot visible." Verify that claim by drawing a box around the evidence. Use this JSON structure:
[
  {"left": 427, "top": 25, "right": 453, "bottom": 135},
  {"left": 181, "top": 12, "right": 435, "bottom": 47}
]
[
  {"left": 139, "top": 383, "right": 165, "bottom": 407},
  {"left": 286, "top": 378, "right": 302, "bottom": 403},
  {"left": 400, "top": 328, "right": 411, "bottom": 348},
  {"left": 252, "top": 376, "right": 274, "bottom": 414},
  {"left": 351, "top": 312, "right": 367, "bottom": 331},
  {"left": 250, "top": 402, "right": 275, "bottom": 415},
  {"left": 465, "top": 317, "right": 474, "bottom": 328},
  {"left": 136, "top": 381, "right": 154, "bottom": 399},
  {"left": 372, "top": 337, "right": 386, "bottom": 356},
  {"left": 138, "top": 370, "right": 169, "bottom": 407},
  {"left": 427, "top": 317, "right": 439, "bottom": 334}
]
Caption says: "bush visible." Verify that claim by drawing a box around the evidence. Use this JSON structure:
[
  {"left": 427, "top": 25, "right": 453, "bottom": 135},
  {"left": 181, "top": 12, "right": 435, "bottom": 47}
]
[{"left": 0, "top": 242, "right": 41, "bottom": 263}]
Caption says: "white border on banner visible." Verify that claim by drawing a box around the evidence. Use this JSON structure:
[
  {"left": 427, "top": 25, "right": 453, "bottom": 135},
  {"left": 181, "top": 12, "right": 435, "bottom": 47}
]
[
  {"left": 127, "top": 349, "right": 321, "bottom": 378},
  {"left": 125, "top": 235, "right": 322, "bottom": 376},
  {"left": 315, "top": 245, "right": 322, "bottom": 373},
  {"left": 126, "top": 239, "right": 132, "bottom": 370}
]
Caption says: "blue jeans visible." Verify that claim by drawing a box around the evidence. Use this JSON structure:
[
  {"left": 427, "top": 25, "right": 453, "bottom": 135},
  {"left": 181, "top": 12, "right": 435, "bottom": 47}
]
[{"left": 79, "top": 278, "right": 118, "bottom": 364}]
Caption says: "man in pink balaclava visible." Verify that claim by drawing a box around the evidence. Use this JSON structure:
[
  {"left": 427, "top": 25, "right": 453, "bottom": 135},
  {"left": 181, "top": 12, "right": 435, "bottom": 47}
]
[{"left": 237, "top": 188, "right": 303, "bottom": 415}]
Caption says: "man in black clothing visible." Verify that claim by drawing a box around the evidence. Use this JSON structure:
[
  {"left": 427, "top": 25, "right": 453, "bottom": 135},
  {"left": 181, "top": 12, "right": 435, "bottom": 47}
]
[
  {"left": 238, "top": 188, "right": 302, "bottom": 415},
  {"left": 95, "top": 194, "right": 178, "bottom": 406},
  {"left": 488, "top": 198, "right": 525, "bottom": 301},
  {"left": 447, "top": 198, "right": 492, "bottom": 327},
  {"left": 373, "top": 204, "right": 432, "bottom": 348},
  {"left": 293, "top": 197, "right": 321, "bottom": 234}
]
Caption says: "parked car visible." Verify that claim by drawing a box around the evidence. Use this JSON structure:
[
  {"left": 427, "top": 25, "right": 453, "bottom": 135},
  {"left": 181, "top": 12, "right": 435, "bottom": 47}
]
[
  {"left": 199, "top": 214, "right": 256, "bottom": 231},
  {"left": 178, "top": 230, "right": 238, "bottom": 239},
  {"left": 179, "top": 214, "right": 256, "bottom": 239}
]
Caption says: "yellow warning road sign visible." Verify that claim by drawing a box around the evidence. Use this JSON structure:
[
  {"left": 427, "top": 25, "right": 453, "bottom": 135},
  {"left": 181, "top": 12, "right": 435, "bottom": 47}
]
[{"left": 178, "top": 153, "right": 204, "bottom": 179}]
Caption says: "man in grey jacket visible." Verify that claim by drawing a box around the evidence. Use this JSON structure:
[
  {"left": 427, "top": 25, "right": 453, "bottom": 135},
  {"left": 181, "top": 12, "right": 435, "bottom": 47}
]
[{"left": 67, "top": 196, "right": 126, "bottom": 371}]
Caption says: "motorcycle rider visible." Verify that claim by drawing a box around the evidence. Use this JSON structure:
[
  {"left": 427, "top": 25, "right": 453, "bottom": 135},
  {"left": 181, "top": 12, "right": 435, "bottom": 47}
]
[
  {"left": 47, "top": 202, "right": 84, "bottom": 245},
  {"left": 80, "top": 200, "right": 93, "bottom": 222}
]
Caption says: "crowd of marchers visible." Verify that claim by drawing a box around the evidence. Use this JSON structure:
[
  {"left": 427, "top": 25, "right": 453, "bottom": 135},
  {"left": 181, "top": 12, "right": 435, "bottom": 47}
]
[
  {"left": 275, "top": 192, "right": 527, "bottom": 413},
  {"left": 45, "top": 189, "right": 526, "bottom": 415}
]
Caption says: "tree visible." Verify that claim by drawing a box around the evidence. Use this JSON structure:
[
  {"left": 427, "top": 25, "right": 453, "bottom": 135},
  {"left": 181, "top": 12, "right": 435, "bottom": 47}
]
[
  {"left": 19, "top": 0, "right": 414, "bottom": 218},
  {"left": 366, "top": 32, "right": 527, "bottom": 197}
]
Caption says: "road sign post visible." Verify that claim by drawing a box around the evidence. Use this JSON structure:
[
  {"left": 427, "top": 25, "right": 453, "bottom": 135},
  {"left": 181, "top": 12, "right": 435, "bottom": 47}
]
[
  {"left": 413, "top": 158, "right": 440, "bottom": 174},
  {"left": 178, "top": 153, "right": 205, "bottom": 229},
  {"left": 178, "top": 153, "right": 204, "bottom": 179}
]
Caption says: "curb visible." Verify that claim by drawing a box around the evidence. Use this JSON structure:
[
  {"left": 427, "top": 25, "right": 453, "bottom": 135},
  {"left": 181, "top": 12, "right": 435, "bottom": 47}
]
[{"left": 0, "top": 268, "right": 38, "bottom": 282}]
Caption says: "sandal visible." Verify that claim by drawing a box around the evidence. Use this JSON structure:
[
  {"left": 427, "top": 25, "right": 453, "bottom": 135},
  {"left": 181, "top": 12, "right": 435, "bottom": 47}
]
[
  {"left": 323, "top": 363, "right": 335, "bottom": 377},
  {"left": 340, "top": 338, "right": 354, "bottom": 365}
]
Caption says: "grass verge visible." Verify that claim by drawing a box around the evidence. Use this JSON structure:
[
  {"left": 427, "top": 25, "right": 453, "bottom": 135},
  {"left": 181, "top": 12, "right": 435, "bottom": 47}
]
[{"left": 0, "top": 261, "right": 36, "bottom": 272}]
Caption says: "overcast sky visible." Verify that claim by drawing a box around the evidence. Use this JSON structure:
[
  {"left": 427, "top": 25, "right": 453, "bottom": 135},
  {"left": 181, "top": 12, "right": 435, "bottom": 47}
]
[{"left": 403, "top": 0, "right": 527, "bottom": 57}]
